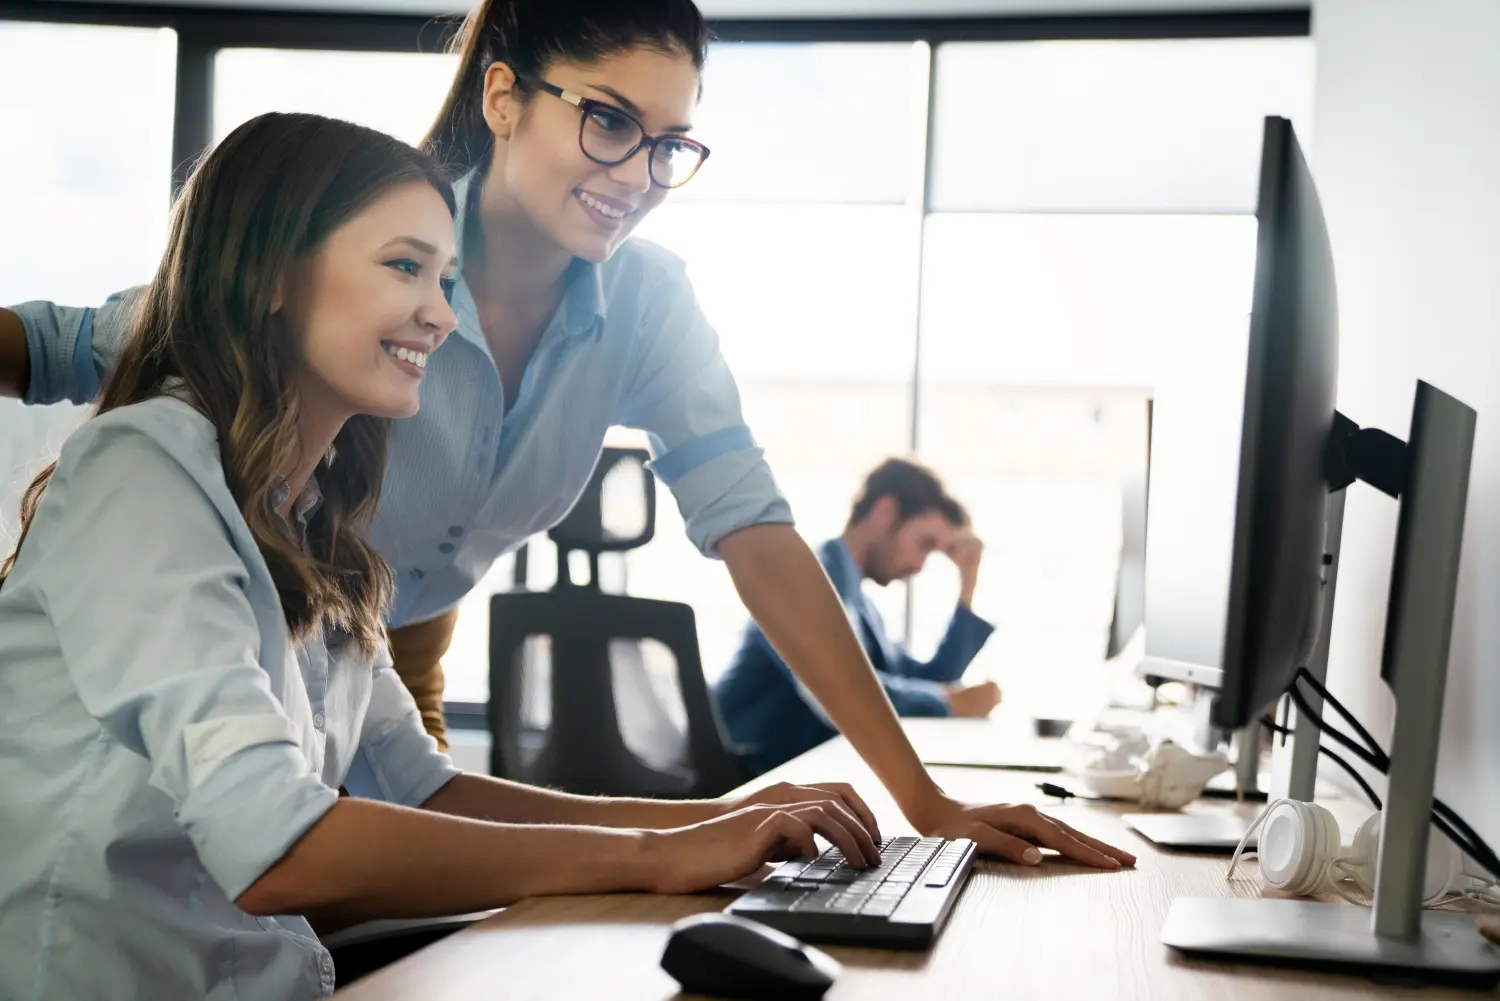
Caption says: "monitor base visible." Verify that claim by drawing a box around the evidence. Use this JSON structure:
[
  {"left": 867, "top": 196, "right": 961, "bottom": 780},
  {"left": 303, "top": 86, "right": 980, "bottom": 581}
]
[{"left": 1161, "top": 898, "right": 1500, "bottom": 987}]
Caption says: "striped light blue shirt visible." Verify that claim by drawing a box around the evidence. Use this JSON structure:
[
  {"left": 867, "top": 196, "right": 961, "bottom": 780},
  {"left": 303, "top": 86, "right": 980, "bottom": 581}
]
[
  {"left": 0, "top": 396, "right": 461, "bottom": 1001},
  {"left": 13, "top": 170, "right": 793, "bottom": 629}
]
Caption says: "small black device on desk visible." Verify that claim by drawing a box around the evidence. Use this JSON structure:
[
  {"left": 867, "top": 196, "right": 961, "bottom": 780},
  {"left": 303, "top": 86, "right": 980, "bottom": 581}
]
[
  {"left": 661, "top": 913, "right": 839, "bottom": 1000},
  {"left": 726, "top": 836, "right": 977, "bottom": 948}
]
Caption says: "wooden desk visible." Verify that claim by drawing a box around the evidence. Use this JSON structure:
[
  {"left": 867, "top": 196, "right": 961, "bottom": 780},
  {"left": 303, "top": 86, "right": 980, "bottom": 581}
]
[{"left": 333, "top": 734, "right": 1494, "bottom": 1000}]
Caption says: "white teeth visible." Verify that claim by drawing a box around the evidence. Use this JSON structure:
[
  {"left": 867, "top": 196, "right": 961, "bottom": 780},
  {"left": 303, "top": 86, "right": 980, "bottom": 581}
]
[
  {"left": 578, "top": 191, "right": 627, "bottom": 219},
  {"left": 384, "top": 343, "right": 428, "bottom": 370}
]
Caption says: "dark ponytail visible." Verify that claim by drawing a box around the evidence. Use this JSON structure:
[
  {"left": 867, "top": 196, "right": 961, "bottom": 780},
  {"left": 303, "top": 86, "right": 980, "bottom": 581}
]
[{"left": 423, "top": 0, "right": 709, "bottom": 176}]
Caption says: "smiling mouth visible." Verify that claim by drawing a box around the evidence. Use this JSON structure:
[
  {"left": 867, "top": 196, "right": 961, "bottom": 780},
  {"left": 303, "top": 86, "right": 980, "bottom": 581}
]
[
  {"left": 381, "top": 341, "right": 429, "bottom": 370},
  {"left": 575, "top": 190, "right": 631, "bottom": 220}
]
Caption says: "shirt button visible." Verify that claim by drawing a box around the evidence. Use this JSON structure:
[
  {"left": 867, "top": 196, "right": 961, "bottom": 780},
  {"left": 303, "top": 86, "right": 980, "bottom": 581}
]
[
  {"left": 313, "top": 712, "right": 325, "bottom": 731},
  {"left": 447, "top": 526, "right": 464, "bottom": 538},
  {"left": 412, "top": 568, "right": 426, "bottom": 581},
  {"left": 438, "top": 542, "right": 455, "bottom": 554}
]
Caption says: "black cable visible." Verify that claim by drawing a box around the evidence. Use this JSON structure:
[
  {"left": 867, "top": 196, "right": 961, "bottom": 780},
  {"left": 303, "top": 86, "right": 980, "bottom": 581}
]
[
  {"left": 1260, "top": 716, "right": 1382, "bottom": 809},
  {"left": 1286, "top": 683, "right": 1388, "bottom": 772},
  {"left": 1291, "top": 677, "right": 1500, "bottom": 877},
  {"left": 1295, "top": 670, "right": 1389, "bottom": 769},
  {"left": 1433, "top": 803, "right": 1500, "bottom": 881},
  {"left": 1284, "top": 677, "right": 1500, "bottom": 880}
]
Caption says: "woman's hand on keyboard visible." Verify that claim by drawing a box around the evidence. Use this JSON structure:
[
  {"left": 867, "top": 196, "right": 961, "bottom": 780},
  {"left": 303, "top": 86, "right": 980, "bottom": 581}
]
[
  {"left": 717, "top": 781, "right": 882, "bottom": 846},
  {"left": 916, "top": 797, "right": 1138, "bottom": 870},
  {"left": 641, "top": 799, "right": 880, "bottom": 894}
]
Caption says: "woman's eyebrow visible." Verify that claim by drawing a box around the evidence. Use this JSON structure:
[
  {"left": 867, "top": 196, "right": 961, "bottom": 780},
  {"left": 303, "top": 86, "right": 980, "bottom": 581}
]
[
  {"left": 383, "top": 236, "right": 459, "bottom": 266},
  {"left": 587, "top": 84, "right": 694, "bottom": 133}
]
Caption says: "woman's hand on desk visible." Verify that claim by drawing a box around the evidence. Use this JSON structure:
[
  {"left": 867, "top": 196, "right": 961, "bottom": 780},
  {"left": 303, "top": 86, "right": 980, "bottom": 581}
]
[
  {"left": 642, "top": 799, "right": 881, "bottom": 895},
  {"left": 917, "top": 798, "right": 1138, "bottom": 870}
]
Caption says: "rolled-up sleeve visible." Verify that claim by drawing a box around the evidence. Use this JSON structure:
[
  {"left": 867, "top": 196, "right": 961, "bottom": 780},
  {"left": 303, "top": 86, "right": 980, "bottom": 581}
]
[
  {"left": 12, "top": 287, "right": 142, "bottom": 406},
  {"left": 351, "top": 657, "right": 461, "bottom": 808},
  {"left": 35, "top": 425, "right": 338, "bottom": 901},
  {"left": 618, "top": 266, "right": 793, "bottom": 557}
]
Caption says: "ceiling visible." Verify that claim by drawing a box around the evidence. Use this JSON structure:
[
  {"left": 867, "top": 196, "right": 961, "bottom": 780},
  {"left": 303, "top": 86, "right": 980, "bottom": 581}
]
[{"left": 30, "top": 0, "right": 1305, "bottom": 20}]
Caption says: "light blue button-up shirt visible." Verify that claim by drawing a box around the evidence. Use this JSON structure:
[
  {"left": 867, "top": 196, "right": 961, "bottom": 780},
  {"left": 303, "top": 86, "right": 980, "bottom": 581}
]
[
  {"left": 0, "top": 396, "right": 461, "bottom": 1001},
  {"left": 12, "top": 170, "right": 793, "bottom": 629}
]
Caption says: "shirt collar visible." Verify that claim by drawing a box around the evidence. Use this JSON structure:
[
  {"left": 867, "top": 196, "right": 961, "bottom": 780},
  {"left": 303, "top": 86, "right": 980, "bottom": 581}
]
[
  {"left": 827, "top": 537, "right": 864, "bottom": 597},
  {"left": 452, "top": 168, "right": 607, "bottom": 345}
]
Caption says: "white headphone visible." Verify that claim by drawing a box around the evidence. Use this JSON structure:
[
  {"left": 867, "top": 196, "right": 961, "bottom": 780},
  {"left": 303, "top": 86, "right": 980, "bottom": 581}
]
[{"left": 1227, "top": 798, "right": 1500, "bottom": 907}]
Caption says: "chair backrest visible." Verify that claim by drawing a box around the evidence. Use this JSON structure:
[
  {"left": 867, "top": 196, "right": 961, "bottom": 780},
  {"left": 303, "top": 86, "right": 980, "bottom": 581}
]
[
  {"left": 487, "top": 447, "right": 747, "bottom": 797},
  {"left": 488, "top": 590, "right": 745, "bottom": 797},
  {"left": 549, "top": 447, "right": 655, "bottom": 589}
]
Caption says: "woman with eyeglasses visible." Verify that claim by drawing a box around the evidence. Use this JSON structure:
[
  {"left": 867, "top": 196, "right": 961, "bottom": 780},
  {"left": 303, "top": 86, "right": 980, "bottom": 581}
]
[{"left": 0, "top": 0, "right": 1136, "bottom": 869}]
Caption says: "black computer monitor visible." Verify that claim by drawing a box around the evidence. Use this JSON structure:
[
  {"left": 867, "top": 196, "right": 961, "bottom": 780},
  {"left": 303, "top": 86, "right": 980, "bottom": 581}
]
[
  {"left": 1211, "top": 115, "right": 1339, "bottom": 731},
  {"left": 1159, "top": 116, "right": 1494, "bottom": 983}
]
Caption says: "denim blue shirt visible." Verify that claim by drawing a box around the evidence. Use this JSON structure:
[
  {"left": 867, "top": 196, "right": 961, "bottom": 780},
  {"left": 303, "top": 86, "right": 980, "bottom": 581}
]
[
  {"left": 0, "top": 397, "right": 461, "bottom": 1001},
  {"left": 12, "top": 169, "right": 792, "bottom": 629},
  {"left": 714, "top": 538, "right": 995, "bottom": 773}
]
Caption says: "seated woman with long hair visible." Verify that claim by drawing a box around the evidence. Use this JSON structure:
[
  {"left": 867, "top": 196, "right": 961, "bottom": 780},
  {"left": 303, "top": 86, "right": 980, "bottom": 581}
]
[{"left": 0, "top": 112, "right": 879, "bottom": 1001}]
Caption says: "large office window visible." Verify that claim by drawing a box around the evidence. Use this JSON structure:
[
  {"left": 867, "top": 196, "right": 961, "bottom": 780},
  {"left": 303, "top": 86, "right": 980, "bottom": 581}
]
[
  {"left": 213, "top": 48, "right": 458, "bottom": 145},
  {"left": 446, "top": 34, "right": 1315, "bottom": 704},
  {"left": 627, "top": 41, "right": 930, "bottom": 682},
  {"left": 1, "top": 18, "right": 1313, "bottom": 714},
  {"left": 0, "top": 21, "right": 176, "bottom": 541},
  {"left": 912, "top": 37, "right": 1313, "bottom": 713}
]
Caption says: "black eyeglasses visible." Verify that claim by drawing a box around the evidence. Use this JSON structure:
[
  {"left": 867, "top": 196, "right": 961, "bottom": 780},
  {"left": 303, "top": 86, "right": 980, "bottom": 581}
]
[{"left": 527, "top": 78, "right": 711, "bottom": 189}]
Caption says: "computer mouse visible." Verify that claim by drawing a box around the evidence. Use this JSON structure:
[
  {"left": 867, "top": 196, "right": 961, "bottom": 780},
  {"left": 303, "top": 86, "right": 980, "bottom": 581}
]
[{"left": 660, "top": 913, "right": 840, "bottom": 1000}]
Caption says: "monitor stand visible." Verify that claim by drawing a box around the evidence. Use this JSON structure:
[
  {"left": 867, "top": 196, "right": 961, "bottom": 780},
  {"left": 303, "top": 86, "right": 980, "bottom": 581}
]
[
  {"left": 1161, "top": 386, "right": 1500, "bottom": 986},
  {"left": 1161, "top": 899, "right": 1500, "bottom": 985}
]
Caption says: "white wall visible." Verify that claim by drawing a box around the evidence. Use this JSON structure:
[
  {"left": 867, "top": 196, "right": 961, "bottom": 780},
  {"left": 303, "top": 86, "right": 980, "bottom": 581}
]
[{"left": 1313, "top": 0, "right": 1500, "bottom": 840}]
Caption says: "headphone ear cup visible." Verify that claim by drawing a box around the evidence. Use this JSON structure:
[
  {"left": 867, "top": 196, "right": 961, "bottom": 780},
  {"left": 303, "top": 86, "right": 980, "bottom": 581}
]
[
  {"left": 1307, "top": 803, "right": 1342, "bottom": 894},
  {"left": 1257, "top": 800, "right": 1342, "bottom": 896},
  {"left": 1347, "top": 813, "right": 1382, "bottom": 894},
  {"left": 1343, "top": 813, "right": 1464, "bottom": 903},
  {"left": 1424, "top": 830, "right": 1464, "bottom": 903}
]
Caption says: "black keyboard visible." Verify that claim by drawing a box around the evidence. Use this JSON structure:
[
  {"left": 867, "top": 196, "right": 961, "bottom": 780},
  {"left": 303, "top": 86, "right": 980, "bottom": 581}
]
[{"left": 725, "top": 836, "right": 977, "bottom": 949}]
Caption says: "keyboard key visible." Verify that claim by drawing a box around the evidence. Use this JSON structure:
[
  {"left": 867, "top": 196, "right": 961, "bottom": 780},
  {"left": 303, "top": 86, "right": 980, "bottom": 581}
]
[
  {"left": 924, "top": 868, "right": 957, "bottom": 888},
  {"left": 861, "top": 898, "right": 900, "bottom": 917},
  {"left": 735, "top": 890, "right": 806, "bottom": 912},
  {"left": 771, "top": 861, "right": 808, "bottom": 879}
]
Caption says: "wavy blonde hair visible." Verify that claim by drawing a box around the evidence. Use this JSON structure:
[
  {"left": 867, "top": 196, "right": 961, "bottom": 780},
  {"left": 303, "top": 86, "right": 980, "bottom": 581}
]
[{"left": 2, "top": 112, "right": 456, "bottom": 655}]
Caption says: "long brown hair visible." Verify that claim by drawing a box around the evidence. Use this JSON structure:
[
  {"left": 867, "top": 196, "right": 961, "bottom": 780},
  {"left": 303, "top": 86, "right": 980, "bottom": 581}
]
[
  {"left": 423, "top": 0, "right": 709, "bottom": 176},
  {"left": 2, "top": 112, "right": 456, "bottom": 655}
]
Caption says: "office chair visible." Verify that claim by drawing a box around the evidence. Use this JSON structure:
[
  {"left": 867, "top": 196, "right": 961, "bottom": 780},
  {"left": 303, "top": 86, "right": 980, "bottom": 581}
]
[{"left": 487, "top": 448, "right": 750, "bottom": 798}]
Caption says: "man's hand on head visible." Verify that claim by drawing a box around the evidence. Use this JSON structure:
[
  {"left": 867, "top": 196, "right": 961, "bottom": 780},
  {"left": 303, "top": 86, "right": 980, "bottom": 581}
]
[{"left": 944, "top": 529, "right": 984, "bottom": 608}]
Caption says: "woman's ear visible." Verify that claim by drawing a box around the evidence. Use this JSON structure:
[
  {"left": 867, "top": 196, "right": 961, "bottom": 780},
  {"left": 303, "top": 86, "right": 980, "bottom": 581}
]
[{"left": 482, "top": 62, "right": 523, "bottom": 141}]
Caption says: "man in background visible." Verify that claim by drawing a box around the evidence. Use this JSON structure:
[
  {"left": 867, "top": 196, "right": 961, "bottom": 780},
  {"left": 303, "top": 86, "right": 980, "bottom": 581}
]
[{"left": 715, "top": 458, "right": 1001, "bottom": 774}]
